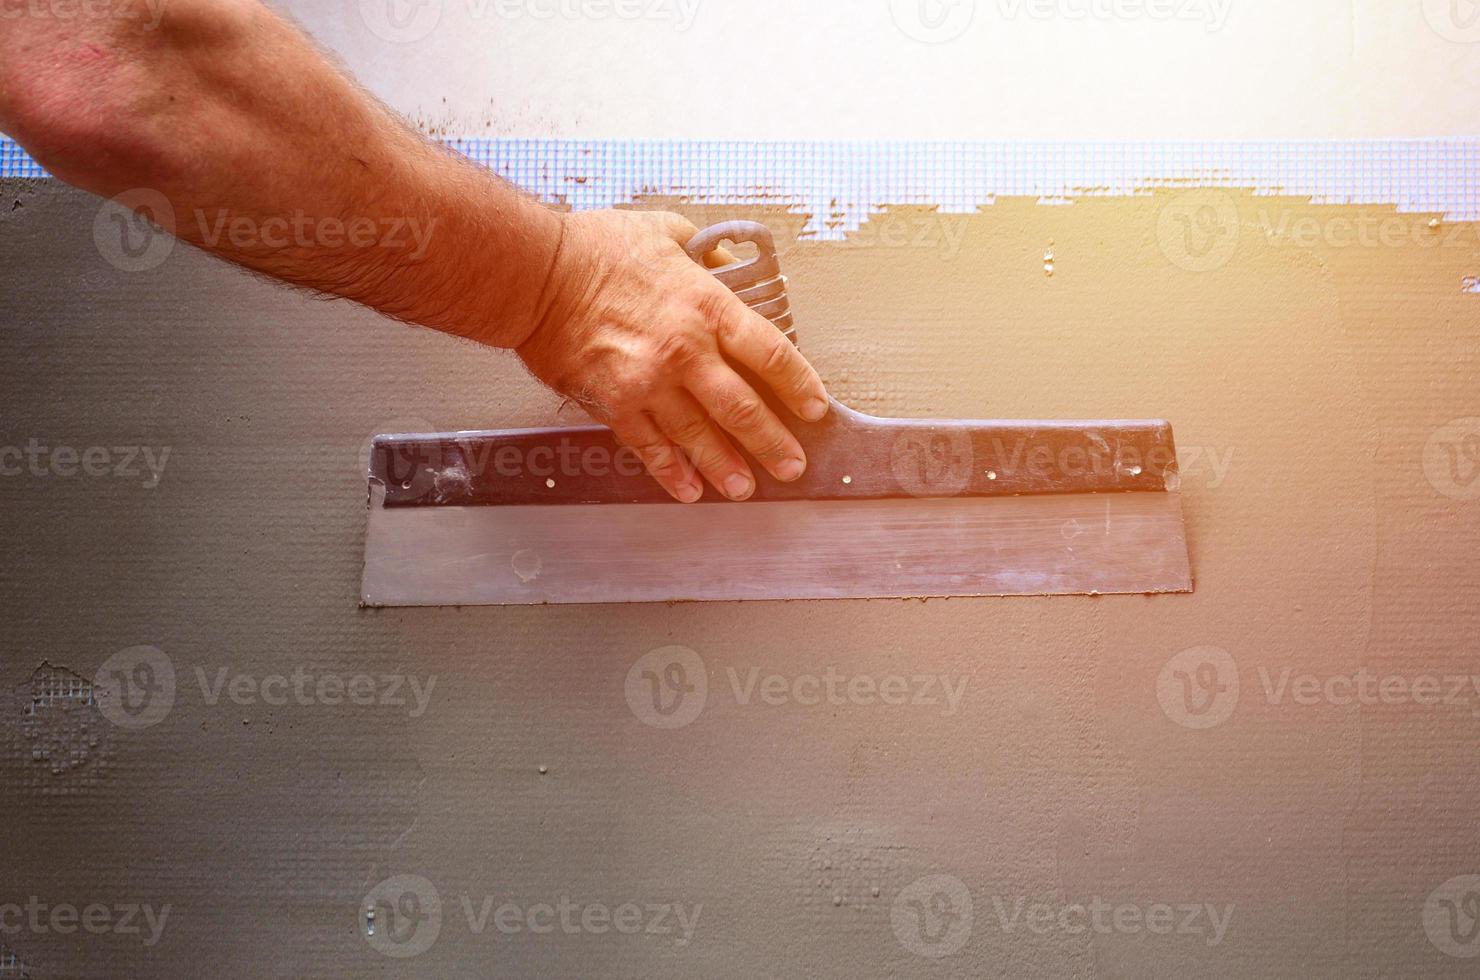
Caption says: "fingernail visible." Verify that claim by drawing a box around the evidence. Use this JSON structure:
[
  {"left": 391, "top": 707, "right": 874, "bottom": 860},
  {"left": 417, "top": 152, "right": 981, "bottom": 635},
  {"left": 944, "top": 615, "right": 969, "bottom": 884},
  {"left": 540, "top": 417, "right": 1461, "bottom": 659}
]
[
  {"left": 802, "top": 398, "right": 829, "bottom": 422},
  {"left": 724, "top": 474, "right": 753, "bottom": 500},
  {"left": 677, "top": 483, "right": 703, "bottom": 503},
  {"left": 776, "top": 457, "right": 805, "bottom": 482}
]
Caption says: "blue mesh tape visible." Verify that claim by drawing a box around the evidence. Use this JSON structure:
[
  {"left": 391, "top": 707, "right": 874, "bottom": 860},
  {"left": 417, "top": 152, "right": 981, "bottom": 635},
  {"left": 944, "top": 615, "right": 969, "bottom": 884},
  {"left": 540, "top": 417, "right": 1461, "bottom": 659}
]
[{"left": 5, "top": 138, "right": 1478, "bottom": 237}]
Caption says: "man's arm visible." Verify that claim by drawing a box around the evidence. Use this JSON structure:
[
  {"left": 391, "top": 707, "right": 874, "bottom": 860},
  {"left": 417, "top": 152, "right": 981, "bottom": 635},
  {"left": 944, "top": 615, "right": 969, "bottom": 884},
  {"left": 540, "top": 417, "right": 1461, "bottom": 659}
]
[{"left": 0, "top": 0, "right": 828, "bottom": 502}]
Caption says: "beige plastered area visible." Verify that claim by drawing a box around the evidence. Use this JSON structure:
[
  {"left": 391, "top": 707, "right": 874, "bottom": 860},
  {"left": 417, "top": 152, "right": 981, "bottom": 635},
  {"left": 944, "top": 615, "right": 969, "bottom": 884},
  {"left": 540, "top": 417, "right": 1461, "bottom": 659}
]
[{"left": 2, "top": 179, "right": 1479, "bottom": 977}]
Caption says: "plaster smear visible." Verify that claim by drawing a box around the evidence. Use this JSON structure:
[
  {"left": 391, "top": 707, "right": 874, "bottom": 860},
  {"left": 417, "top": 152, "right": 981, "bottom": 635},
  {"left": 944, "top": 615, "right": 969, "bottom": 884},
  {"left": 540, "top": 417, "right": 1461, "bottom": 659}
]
[{"left": 3, "top": 181, "right": 1478, "bottom": 977}]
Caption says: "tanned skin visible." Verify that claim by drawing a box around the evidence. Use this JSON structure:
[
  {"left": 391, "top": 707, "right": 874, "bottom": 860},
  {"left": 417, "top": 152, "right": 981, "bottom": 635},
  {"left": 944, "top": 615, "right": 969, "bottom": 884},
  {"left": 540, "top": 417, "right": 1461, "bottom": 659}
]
[{"left": 0, "top": 0, "right": 829, "bottom": 502}]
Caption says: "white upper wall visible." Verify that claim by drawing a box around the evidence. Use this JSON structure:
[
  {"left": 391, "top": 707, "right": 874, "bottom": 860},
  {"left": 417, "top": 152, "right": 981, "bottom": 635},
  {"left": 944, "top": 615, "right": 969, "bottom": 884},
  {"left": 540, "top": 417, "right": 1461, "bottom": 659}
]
[{"left": 278, "top": 0, "right": 1479, "bottom": 139}]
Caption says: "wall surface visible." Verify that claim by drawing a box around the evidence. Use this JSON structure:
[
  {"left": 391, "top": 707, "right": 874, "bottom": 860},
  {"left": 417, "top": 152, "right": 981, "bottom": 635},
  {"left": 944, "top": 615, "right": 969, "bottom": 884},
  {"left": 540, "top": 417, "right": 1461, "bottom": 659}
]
[
  {"left": 273, "top": 0, "right": 1480, "bottom": 139},
  {"left": 3, "top": 174, "right": 1479, "bottom": 976}
]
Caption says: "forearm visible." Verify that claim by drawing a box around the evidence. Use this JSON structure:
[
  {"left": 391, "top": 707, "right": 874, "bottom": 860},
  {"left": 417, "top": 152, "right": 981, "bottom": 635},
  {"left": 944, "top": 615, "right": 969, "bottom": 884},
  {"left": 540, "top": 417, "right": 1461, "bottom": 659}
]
[{"left": 0, "top": 0, "right": 561, "bottom": 347}]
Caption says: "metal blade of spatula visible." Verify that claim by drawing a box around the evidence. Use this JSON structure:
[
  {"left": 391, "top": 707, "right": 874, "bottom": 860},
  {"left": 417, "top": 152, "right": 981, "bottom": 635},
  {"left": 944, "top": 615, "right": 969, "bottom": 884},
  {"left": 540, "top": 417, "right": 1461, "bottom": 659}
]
[{"left": 360, "top": 221, "right": 1192, "bottom": 606}]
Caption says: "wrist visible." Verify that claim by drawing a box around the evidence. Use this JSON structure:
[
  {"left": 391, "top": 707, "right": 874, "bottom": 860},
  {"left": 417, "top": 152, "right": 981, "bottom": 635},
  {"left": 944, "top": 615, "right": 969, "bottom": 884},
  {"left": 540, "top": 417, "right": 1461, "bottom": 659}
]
[
  {"left": 516, "top": 207, "right": 575, "bottom": 351},
  {"left": 438, "top": 189, "right": 569, "bottom": 351},
  {"left": 516, "top": 209, "right": 598, "bottom": 360}
]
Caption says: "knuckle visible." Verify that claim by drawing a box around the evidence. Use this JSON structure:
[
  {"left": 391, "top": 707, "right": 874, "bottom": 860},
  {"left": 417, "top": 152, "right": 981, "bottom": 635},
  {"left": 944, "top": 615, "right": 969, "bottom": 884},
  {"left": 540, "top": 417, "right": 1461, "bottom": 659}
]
[
  {"left": 784, "top": 371, "right": 817, "bottom": 400},
  {"left": 667, "top": 414, "right": 712, "bottom": 446},
  {"left": 752, "top": 431, "right": 791, "bottom": 462},
  {"left": 686, "top": 444, "right": 732, "bottom": 474},
  {"left": 760, "top": 336, "right": 796, "bottom": 377},
  {"left": 651, "top": 331, "right": 704, "bottom": 372},
  {"left": 628, "top": 436, "right": 667, "bottom": 459},
  {"left": 718, "top": 394, "right": 767, "bottom": 432},
  {"left": 692, "top": 288, "right": 736, "bottom": 335},
  {"left": 638, "top": 444, "right": 687, "bottom": 479}
]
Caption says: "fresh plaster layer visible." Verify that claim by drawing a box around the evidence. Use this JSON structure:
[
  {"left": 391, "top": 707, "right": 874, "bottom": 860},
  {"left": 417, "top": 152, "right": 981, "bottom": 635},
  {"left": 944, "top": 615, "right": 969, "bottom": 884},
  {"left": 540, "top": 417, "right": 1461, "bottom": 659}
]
[{"left": 1, "top": 179, "right": 1478, "bottom": 976}]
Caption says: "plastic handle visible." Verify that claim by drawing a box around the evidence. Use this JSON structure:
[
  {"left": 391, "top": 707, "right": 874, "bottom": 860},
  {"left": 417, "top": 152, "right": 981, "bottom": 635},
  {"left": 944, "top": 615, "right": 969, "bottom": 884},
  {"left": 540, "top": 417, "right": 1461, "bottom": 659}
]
[
  {"left": 684, "top": 220, "right": 780, "bottom": 283},
  {"left": 685, "top": 221, "right": 797, "bottom": 346}
]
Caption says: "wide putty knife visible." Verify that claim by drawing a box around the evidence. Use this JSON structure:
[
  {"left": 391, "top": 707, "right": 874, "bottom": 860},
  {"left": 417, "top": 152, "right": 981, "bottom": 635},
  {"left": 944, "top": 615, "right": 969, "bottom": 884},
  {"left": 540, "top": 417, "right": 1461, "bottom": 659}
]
[{"left": 361, "top": 221, "right": 1192, "bottom": 606}]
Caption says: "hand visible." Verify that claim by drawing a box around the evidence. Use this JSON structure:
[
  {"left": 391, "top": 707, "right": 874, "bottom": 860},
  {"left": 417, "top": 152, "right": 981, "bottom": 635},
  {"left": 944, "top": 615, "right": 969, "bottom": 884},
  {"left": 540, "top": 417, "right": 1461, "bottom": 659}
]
[{"left": 518, "top": 209, "right": 830, "bottom": 502}]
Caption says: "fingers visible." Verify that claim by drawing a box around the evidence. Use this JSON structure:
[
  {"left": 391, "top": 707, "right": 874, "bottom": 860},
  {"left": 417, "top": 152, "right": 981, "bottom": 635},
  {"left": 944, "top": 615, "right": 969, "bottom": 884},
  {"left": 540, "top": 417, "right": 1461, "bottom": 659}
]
[
  {"left": 684, "top": 361, "right": 808, "bottom": 485},
  {"left": 609, "top": 415, "right": 703, "bottom": 504},
  {"left": 659, "top": 213, "right": 700, "bottom": 243},
  {"left": 651, "top": 390, "right": 757, "bottom": 501},
  {"left": 701, "top": 246, "right": 738, "bottom": 269},
  {"left": 711, "top": 298, "right": 829, "bottom": 424},
  {"left": 657, "top": 212, "right": 735, "bottom": 267}
]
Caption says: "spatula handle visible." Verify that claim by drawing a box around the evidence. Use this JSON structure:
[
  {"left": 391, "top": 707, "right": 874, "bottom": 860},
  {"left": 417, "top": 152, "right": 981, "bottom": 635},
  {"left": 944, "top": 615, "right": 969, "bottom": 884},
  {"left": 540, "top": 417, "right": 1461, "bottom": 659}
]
[{"left": 686, "top": 221, "right": 797, "bottom": 346}]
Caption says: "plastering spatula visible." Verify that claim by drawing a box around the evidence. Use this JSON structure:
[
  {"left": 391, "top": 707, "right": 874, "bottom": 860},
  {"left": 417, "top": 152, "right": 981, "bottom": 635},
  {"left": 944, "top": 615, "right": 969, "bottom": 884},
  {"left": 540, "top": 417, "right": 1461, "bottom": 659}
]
[{"left": 360, "top": 221, "right": 1192, "bottom": 606}]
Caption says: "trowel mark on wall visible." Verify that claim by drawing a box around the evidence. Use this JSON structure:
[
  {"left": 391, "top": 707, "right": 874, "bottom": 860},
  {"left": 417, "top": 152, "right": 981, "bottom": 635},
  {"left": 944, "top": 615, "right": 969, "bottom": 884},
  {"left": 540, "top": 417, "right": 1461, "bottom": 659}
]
[
  {"left": 511, "top": 549, "right": 543, "bottom": 583},
  {"left": 6, "top": 663, "right": 113, "bottom": 795},
  {"left": 800, "top": 824, "right": 912, "bottom": 915}
]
